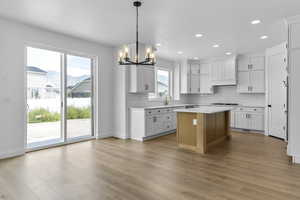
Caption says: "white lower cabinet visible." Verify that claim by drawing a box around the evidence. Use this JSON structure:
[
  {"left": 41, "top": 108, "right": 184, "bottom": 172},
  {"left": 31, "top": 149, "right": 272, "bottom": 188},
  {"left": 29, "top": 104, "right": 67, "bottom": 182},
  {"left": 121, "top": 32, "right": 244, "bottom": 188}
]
[
  {"left": 130, "top": 106, "right": 185, "bottom": 141},
  {"left": 231, "top": 107, "right": 265, "bottom": 131}
]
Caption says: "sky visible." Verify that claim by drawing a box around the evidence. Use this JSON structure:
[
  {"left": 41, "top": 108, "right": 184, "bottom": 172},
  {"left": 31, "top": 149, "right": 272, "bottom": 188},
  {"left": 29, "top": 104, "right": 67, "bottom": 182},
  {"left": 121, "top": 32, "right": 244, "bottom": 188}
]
[{"left": 27, "top": 47, "right": 91, "bottom": 77}]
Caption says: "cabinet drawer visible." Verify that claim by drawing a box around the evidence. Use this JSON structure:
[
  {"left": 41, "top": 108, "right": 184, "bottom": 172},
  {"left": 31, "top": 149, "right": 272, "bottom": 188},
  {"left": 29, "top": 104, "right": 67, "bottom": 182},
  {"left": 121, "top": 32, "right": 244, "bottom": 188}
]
[
  {"left": 235, "top": 107, "right": 264, "bottom": 113},
  {"left": 145, "top": 109, "right": 154, "bottom": 116},
  {"left": 163, "top": 113, "right": 173, "bottom": 121},
  {"left": 153, "top": 109, "right": 164, "bottom": 115}
]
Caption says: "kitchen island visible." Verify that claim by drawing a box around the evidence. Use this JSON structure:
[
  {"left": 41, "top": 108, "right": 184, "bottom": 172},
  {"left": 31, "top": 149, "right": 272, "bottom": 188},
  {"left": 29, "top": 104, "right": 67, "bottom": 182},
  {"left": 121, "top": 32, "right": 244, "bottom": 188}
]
[{"left": 175, "top": 106, "right": 233, "bottom": 154}]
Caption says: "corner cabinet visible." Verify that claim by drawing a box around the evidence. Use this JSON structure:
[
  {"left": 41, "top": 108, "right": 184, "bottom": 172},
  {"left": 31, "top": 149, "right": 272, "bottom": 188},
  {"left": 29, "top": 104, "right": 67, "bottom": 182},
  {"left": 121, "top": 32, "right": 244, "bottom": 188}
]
[
  {"left": 210, "top": 56, "right": 237, "bottom": 86},
  {"left": 237, "top": 55, "right": 265, "bottom": 93},
  {"left": 129, "top": 65, "right": 155, "bottom": 93}
]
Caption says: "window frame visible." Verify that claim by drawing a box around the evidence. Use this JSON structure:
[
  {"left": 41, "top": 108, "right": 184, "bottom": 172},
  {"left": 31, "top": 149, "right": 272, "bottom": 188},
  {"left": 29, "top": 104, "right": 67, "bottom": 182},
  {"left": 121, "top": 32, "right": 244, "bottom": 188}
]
[{"left": 149, "top": 66, "right": 173, "bottom": 100}]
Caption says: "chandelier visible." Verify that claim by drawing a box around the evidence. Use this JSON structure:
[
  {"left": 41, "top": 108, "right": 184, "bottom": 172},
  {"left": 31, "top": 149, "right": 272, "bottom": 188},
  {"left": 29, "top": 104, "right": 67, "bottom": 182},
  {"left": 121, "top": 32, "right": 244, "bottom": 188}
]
[{"left": 118, "top": 1, "right": 156, "bottom": 66}]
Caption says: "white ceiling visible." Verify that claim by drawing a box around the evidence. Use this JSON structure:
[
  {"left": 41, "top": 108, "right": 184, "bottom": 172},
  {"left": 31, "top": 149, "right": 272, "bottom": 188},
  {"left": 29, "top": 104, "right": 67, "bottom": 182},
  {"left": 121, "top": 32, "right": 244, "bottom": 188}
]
[{"left": 0, "top": 0, "right": 299, "bottom": 60}]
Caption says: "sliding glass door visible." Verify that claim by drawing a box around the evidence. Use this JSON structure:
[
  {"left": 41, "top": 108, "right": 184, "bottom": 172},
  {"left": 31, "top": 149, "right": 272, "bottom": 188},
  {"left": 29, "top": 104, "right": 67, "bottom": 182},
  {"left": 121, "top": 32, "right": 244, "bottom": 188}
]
[
  {"left": 66, "top": 55, "right": 93, "bottom": 140},
  {"left": 26, "top": 47, "right": 63, "bottom": 147},
  {"left": 26, "top": 47, "right": 95, "bottom": 149}
]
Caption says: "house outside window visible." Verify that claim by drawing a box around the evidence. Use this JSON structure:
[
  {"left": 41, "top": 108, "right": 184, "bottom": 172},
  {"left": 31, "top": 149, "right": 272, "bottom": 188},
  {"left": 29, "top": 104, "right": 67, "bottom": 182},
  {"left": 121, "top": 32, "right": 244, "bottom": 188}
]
[{"left": 149, "top": 67, "right": 173, "bottom": 99}]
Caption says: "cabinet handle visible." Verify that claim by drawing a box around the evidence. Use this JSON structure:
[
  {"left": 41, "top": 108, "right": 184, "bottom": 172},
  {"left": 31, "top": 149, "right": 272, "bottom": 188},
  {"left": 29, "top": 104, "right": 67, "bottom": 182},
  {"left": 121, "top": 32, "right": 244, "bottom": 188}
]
[
  {"left": 145, "top": 84, "right": 149, "bottom": 90},
  {"left": 153, "top": 116, "right": 157, "bottom": 122}
]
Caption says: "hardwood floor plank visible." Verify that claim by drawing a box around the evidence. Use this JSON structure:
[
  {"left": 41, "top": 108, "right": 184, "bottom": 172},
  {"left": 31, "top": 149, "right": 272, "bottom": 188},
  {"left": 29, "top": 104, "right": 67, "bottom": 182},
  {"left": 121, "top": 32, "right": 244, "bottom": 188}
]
[{"left": 0, "top": 132, "right": 299, "bottom": 200}]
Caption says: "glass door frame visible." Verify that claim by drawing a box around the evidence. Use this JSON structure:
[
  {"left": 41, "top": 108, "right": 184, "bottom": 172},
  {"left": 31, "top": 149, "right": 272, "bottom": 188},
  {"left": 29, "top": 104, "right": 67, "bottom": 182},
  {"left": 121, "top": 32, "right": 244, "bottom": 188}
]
[
  {"left": 64, "top": 53, "right": 95, "bottom": 142},
  {"left": 25, "top": 44, "right": 97, "bottom": 151}
]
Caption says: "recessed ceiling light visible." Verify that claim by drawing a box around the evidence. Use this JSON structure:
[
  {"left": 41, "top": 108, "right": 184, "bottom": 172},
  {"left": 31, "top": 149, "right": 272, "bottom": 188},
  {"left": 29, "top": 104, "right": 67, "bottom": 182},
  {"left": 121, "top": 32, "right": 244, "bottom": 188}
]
[
  {"left": 194, "top": 57, "right": 199, "bottom": 60},
  {"left": 177, "top": 51, "right": 183, "bottom": 54},
  {"left": 213, "top": 44, "right": 220, "bottom": 48},
  {"left": 251, "top": 20, "right": 261, "bottom": 25},
  {"left": 260, "top": 35, "right": 268, "bottom": 40},
  {"left": 156, "top": 43, "right": 161, "bottom": 47},
  {"left": 195, "top": 34, "right": 203, "bottom": 38},
  {"left": 225, "top": 52, "right": 232, "bottom": 55}
]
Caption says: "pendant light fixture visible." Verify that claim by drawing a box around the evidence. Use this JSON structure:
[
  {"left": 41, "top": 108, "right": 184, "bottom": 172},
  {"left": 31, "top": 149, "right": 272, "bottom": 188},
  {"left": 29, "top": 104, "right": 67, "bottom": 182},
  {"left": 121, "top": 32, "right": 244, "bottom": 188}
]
[{"left": 118, "top": 1, "right": 156, "bottom": 66}]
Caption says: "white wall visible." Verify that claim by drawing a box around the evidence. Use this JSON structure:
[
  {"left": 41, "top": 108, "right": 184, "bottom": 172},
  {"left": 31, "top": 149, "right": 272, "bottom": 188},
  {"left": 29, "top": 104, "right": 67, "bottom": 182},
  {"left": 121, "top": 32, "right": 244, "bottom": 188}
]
[{"left": 0, "top": 17, "right": 114, "bottom": 159}]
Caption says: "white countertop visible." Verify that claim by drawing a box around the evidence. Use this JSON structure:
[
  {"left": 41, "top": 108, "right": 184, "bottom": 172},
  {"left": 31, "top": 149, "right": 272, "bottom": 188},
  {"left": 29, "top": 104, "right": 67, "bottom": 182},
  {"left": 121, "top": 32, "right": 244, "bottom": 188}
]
[
  {"left": 174, "top": 106, "right": 233, "bottom": 114},
  {"left": 130, "top": 104, "right": 198, "bottom": 110},
  {"left": 130, "top": 104, "right": 265, "bottom": 110}
]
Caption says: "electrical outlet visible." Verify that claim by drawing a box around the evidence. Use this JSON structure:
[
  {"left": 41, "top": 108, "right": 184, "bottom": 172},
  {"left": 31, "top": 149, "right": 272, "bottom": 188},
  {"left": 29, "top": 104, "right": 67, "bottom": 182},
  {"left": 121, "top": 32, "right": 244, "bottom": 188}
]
[{"left": 193, "top": 119, "right": 198, "bottom": 126}]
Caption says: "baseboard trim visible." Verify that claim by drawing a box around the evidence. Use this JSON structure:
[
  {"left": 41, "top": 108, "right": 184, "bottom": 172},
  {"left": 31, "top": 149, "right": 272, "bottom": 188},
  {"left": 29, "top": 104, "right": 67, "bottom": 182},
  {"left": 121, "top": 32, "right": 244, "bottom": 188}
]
[
  {"left": 0, "top": 149, "right": 25, "bottom": 160},
  {"left": 231, "top": 128, "right": 264, "bottom": 134},
  {"left": 97, "top": 132, "right": 114, "bottom": 139},
  {"left": 293, "top": 156, "right": 300, "bottom": 164},
  {"left": 113, "top": 132, "right": 130, "bottom": 140}
]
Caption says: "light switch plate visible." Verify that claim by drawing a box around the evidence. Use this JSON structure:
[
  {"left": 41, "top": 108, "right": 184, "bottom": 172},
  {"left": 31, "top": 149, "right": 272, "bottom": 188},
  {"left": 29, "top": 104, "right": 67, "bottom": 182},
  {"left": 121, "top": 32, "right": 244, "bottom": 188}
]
[{"left": 193, "top": 119, "right": 198, "bottom": 126}]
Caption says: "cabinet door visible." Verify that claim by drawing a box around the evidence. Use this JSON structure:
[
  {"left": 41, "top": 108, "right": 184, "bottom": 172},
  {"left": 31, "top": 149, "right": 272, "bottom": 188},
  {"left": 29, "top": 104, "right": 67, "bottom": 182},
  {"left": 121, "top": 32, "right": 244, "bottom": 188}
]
[
  {"left": 235, "top": 112, "right": 249, "bottom": 129},
  {"left": 248, "top": 113, "right": 264, "bottom": 131},
  {"left": 250, "top": 70, "right": 265, "bottom": 93},
  {"left": 200, "top": 63, "right": 210, "bottom": 74},
  {"left": 152, "top": 115, "right": 162, "bottom": 134},
  {"left": 145, "top": 116, "right": 154, "bottom": 136},
  {"left": 238, "top": 56, "right": 250, "bottom": 71},
  {"left": 141, "top": 68, "right": 155, "bottom": 93},
  {"left": 230, "top": 111, "right": 235, "bottom": 127},
  {"left": 190, "top": 74, "right": 200, "bottom": 93},
  {"left": 190, "top": 64, "right": 200, "bottom": 75},
  {"left": 237, "top": 71, "right": 250, "bottom": 93},
  {"left": 210, "top": 62, "right": 220, "bottom": 82},
  {"left": 224, "top": 58, "right": 236, "bottom": 81},
  {"left": 200, "top": 74, "right": 213, "bottom": 94},
  {"left": 250, "top": 56, "right": 265, "bottom": 70}
]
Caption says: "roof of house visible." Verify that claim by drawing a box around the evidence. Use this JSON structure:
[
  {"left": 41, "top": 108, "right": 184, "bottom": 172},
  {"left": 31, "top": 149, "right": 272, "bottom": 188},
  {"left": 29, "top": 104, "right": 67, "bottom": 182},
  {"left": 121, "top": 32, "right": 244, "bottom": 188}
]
[
  {"left": 27, "top": 66, "right": 47, "bottom": 74},
  {"left": 70, "top": 77, "right": 91, "bottom": 93}
]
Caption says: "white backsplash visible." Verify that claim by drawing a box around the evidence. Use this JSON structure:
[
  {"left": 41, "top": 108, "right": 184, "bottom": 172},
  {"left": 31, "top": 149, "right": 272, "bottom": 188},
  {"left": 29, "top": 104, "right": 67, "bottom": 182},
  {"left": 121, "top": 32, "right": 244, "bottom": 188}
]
[
  {"left": 185, "top": 86, "right": 266, "bottom": 107},
  {"left": 127, "top": 93, "right": 189, "bottom": 108}
]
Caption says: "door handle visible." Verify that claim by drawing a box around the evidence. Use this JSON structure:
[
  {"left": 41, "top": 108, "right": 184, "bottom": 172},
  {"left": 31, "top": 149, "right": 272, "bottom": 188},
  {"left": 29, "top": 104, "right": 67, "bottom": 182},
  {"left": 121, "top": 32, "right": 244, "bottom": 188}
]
[{"left": 268, "top": 105, "right": 272, "bottom": 108}]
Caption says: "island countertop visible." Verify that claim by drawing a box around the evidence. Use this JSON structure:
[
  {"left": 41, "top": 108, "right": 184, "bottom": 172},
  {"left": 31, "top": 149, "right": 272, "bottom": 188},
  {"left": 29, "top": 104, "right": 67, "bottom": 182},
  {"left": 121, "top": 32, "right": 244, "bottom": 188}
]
[{"left": 174, "top": 106, "right": 233, "bottom": 114}]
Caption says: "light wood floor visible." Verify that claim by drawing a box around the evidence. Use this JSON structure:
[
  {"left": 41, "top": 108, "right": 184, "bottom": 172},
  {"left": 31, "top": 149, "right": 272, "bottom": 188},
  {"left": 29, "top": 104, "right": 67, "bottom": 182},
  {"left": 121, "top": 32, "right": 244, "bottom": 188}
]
[{"left": 0, "top": 132, "right": 300, "bottom": 200}]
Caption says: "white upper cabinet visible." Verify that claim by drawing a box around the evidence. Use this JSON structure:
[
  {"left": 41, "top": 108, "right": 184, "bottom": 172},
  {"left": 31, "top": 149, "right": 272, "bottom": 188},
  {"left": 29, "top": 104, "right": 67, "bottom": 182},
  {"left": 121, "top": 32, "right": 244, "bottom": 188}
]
[
  {"left": 210, "top": 56, "right": 237, "bottom": 86},
  {"left": 180, "top": 60, "right": 191, "bottom": 94},
  {"left": 250, "top": 56, "right": 265, "bottom": 70},
  {"left": 200, "top": 74, "right": 213, "bottom": 94},
  {"left": 180, "top": 60, "right": 215, "bottom": 94},
  {"left": 237, "top": 56, "right": 249, "bottom": 71},
  {"left": 237, "top": 54, "right": 265, "bottom": 93},
  {"left": 200, "top": 63, "right": 210, "bottom": 74},
  {"left": 129, "top": 66, "right": 155, "bottom": 93},
  {"left": 250, "top": 70, "right": 265, "bottom": 93},
  {"left": 190, "top": 74, "right": 200, "bottom": 93},
  {"left": 199, "top": 63, "right": 214, "bottom": 94},
  {"left": 190, "top": 63, "right": 200, "bottom": 75},
  {"left": 237, "top": 71, "right": 250, "bottom": 92},
  {"left": 180, "top": 60, "right": 201, "bottom": 94}
]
